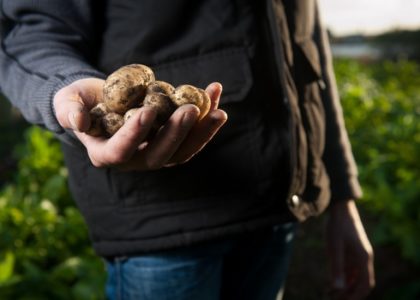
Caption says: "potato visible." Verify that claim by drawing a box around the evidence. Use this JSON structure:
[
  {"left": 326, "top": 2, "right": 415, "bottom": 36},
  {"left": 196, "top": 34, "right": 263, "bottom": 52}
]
[
  {"left": 146, "top": 80, "right": 175, "bottom": 95},
  {"left": 123, "top": 108, "right": 140, "bottom": 122},
  {"left": 86, "top": 103, "right": 108, "bottom": 137},
  {"left": 103, "top": 64, "right": 155, "bottom": 114},
  {"left": 86, "top": 64, "right": 212, "bottom": 138},
  {"left": 197, "top": 88, "right": 211, "bottom": 120},
  {"left": 102, "top": 112, "right": 124, "bottom": 136},
  {"left": 143, "top": 81, "right": 177, "bottom": 128},
  {"left": 170, "top": 85, "right": 211, "bottom": 120}
]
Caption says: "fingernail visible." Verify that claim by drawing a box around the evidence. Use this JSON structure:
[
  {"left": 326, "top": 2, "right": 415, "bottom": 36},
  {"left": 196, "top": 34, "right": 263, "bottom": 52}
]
[
  {"left": 209, "top": 82, "right": 222, "bottom": 95},
  {"left": 215, "top": 82, "right": 223, "bottom": 93}
]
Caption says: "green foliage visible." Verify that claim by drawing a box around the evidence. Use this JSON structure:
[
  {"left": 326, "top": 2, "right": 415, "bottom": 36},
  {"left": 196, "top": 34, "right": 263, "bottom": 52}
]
[
  {"left": 0, "top": 127, "right": 106, "bottom": 300},
  {"left": 335, "top": 58, "right": 420, "bottom": 284}
]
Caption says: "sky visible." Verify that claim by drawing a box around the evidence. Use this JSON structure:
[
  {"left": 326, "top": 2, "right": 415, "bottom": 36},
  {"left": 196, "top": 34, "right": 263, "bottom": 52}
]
[{"left": 318, "top": 0, "right": 420, "bottom": 36}]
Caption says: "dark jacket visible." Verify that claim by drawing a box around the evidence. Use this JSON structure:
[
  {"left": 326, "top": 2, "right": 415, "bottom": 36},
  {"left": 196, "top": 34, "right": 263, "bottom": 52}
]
[{"left": 0, "top": 0, "right": 362, "bottom": 257}]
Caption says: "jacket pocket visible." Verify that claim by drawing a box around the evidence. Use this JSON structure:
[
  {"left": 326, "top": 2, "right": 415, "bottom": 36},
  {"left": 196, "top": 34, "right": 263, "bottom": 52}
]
[{"left": 152, "top": 47, "right": 253, "bottom": 105}]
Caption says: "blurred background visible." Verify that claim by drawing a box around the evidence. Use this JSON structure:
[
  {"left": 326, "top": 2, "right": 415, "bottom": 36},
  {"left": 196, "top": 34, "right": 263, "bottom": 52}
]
[
  {"left": 285, "top": 1, "right": 420, "bottom": 299},
  {"left": 0, "top": 1, "right": 419, "bottom": 299}
]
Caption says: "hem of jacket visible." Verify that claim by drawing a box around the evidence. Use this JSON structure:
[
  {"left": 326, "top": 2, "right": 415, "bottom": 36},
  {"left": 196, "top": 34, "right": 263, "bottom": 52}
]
[
  {"left": 93, "top": 214, "right": 296, "bottom": 258},
  {"left": 329, "top": 175, "right": 363, "bottom": 203}
]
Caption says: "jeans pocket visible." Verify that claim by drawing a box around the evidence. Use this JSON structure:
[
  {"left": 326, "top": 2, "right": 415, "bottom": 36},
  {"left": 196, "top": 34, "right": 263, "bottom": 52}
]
[{"left": 105, "top": 250, "right": 225, "bottom": 300}]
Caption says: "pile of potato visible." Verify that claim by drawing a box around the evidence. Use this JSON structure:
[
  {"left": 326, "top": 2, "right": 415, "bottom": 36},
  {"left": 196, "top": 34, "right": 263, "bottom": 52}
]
[{"left": 87, "top": 64, "right": 211, "bottom": 137}]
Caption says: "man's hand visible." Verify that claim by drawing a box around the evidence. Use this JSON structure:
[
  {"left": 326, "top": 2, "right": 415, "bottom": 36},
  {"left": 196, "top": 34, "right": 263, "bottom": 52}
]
[
  {"left": 326, "top": 199, "right": 375, "bottom": 300},
  {"left": 53, "top": 78, "right": 227, "bottom": 170}
]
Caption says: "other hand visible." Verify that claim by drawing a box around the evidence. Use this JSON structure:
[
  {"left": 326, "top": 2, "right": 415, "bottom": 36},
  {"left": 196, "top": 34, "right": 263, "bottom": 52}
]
[{"left": 326, "top": 199, "right": 375, "bottom": 300}]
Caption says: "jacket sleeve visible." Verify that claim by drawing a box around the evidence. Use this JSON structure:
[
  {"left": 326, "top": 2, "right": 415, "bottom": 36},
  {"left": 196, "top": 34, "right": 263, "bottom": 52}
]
[
  {"left": 313, "top": 1, "right": 363, "bottom": 201},
  {"left": 0, "top": 0, "right": 106, "bottom": 139}
]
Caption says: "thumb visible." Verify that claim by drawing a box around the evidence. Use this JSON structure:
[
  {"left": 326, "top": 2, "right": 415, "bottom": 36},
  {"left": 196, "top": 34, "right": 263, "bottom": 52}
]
[
  {"left": 54, "top": 89, "right": 90, "bottom": 132},
  {"left": 53, "top": 77, "right": 105, "bottom": 132}
]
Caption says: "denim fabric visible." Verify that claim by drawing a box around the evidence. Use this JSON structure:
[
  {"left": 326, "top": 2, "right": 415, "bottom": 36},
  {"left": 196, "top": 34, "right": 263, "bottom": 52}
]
[{"left": 105, "top": 223, "right": 296, "bottom": 300}]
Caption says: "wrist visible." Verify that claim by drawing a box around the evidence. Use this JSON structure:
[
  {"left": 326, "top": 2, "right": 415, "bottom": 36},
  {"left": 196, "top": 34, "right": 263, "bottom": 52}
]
[{"left": 329, "top": 198, "right": 354, "bottom": 214}]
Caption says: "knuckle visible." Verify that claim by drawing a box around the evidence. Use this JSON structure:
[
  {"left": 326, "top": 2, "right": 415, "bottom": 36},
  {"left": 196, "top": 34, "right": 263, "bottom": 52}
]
[
  {"left": 360, "top": 250, "right": 371, "bottom": 262},
  {"left": 88, "top": 155, "right": 105, "bottom": 168},
  {"left": 166, "top": 134, "right": 180, "bottom": 145},
  {"left": 91, "top": 160, "right": 104, "bottom": 168},
  {"left": 146, "top": 159, "right": 163, "bottom": 170},
  {"left": 370, "top": 279, "right": 376, "bottom": 289},
  {"left": 104, "top": 148, "right": 129, "bottom": 165},
  {"left": 367, "top": 248, "right": 375, "bottom": 261},
  {"left": 359, "top": 245, "right": 374, "bottom": 261},
  {"left": 55, "top": 109, "right": 68, "bottom": 126}
]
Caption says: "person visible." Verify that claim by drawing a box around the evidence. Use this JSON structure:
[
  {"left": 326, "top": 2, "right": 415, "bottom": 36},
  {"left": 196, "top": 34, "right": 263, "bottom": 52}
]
[{"left": 0, "top": 0, "right": 375, "bottom": 299}]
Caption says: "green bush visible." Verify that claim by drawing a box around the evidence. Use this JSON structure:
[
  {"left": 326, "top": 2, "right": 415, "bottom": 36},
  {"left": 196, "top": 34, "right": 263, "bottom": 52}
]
[
  {"left": 0, "top": 127, "right": 106, "bottom": 299},
  {"left": 335, "top": 58, "right": 420, "bottom": 296}
]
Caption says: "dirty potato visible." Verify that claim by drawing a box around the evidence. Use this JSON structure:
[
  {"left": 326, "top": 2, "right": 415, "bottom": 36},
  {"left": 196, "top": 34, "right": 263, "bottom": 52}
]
[
  {"left": 103, "top": 64, "right": 155, "bottom": 114},
  {"left": 86, "top": 64, "right": 213, "bottom": 138},
  {"left": 102, "top": 112, "right": 124, "bottom": 136},
  {"left": 86, "top": 103, "right": 108, "bottom": 137},
  {"left": 170, "top": 84, "right": 211, "bottom": 120}
]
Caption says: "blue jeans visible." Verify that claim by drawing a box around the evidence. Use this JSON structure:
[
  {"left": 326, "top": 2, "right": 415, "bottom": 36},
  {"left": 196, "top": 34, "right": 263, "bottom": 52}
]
[{"left": 105, "top": 223, "right": 296, "bottom": 300}]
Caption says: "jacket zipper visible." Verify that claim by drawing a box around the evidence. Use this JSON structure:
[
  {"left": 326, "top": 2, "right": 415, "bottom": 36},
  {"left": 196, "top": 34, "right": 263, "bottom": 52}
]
[{"left": 265, "top": 0, "right": 299, "bottom": 203}]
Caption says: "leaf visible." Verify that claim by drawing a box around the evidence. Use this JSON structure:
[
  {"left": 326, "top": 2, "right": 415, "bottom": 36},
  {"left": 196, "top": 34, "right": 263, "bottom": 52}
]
[{"left": 0, "top": 251, "right": 15, "bottom": 283}]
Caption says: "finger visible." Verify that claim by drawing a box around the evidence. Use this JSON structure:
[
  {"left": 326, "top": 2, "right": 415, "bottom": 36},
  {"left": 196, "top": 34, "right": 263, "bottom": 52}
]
[
  {"left": 347, "top": 274, "right": 371, "bottom": 300},
  {"left": 205, "top": 82, "right": 223, "bottom": 110},
  {"left": 166, "top": 108, "right": 227, "bottom": 165},
  {"left": 347, "top": 255, "right": 375, "bottom": 300},
  {"left": 77, "top": 107, "right": 157, "bottom": 167},
  {"left": 163, "top": 82, "right": 225, "bottom": 164},
  {"left": 126, "top": 104, "right": 200, "bottom": 170},
  {"left": 327, "top": 235, "right": 346, "bottom": 291}
]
